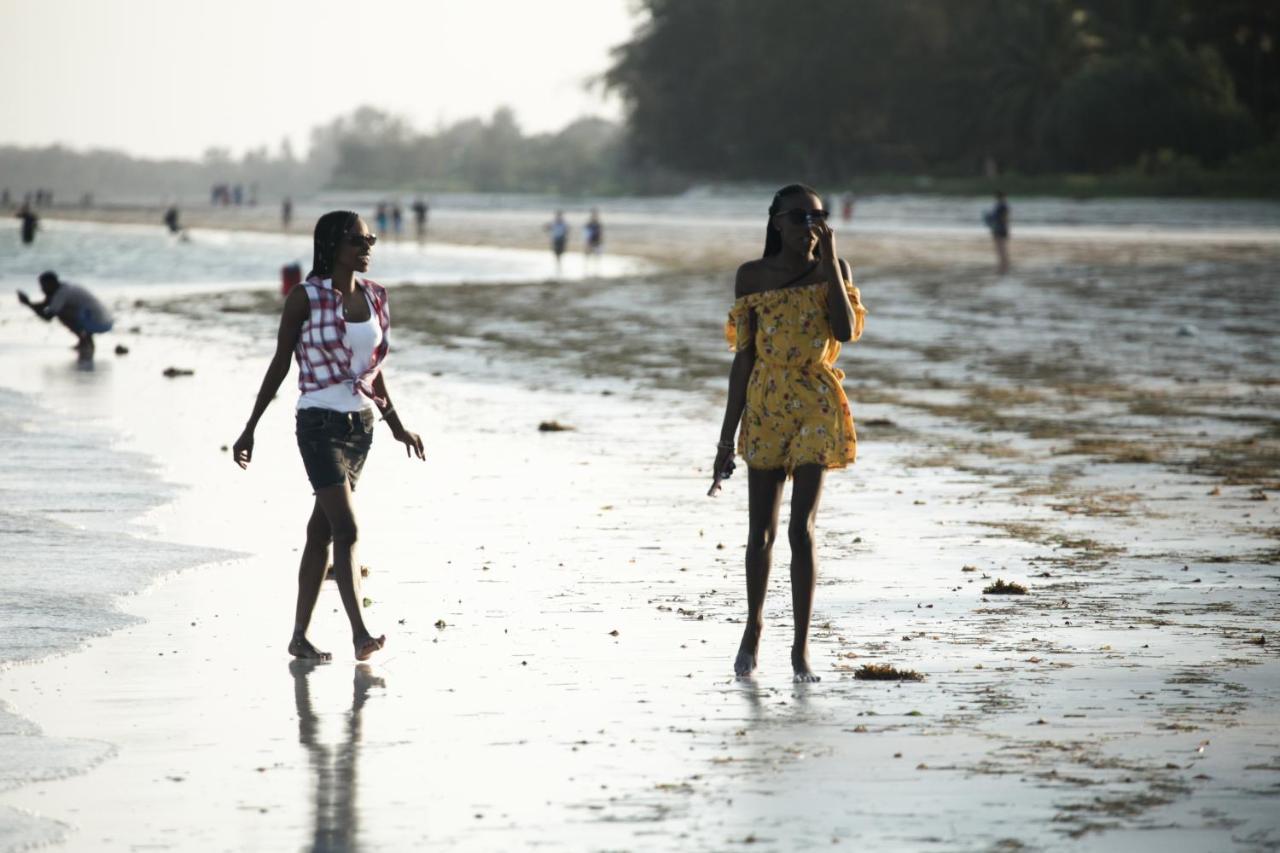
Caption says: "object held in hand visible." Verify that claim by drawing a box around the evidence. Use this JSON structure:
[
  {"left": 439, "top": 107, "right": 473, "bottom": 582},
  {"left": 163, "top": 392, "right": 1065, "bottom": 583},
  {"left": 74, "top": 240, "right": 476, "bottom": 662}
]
[{"left": 708, "top": 455, "right": 736, "bottom": 497}]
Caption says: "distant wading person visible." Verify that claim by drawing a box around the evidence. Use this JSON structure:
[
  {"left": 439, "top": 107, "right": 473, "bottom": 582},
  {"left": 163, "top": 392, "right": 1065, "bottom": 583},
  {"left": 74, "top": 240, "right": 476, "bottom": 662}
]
[
  {"left": 233, "top": 211, "right": 425, "bottom": 662},
  {"left": 16, "top": 203, "right": 38, "bottom": 244},
  {"left": 583, "top": 208, "right": 604, "bottom": 274},
  {"left": 984, "top": 191, "right": 1010, "bottom": 274},
  {"left": 714, "top": 184, "right": 867, "bottom": 682},
  {"left": 411, "top": 198, "right": 428, "bottom": 242},
  {"left": 546, "top": 210, "right": 568, "bottom": 273}
]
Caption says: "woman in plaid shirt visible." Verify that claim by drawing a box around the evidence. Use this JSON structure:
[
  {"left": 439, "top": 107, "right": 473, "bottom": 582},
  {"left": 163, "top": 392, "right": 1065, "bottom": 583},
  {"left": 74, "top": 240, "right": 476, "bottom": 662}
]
[{"left": 233, "top": 211, "right": 425, "bottom": 662}]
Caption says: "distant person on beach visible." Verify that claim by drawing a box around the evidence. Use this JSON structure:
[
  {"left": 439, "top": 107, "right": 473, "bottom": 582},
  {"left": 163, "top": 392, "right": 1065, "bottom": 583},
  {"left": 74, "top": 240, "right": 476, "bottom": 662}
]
[
  {"left": 391, "top": 203, "right": 403, "bottom": 239},
  {"left": 16, "top": 203, "right": 38, "bottom": 244},
  {"left": 232, "top": 211, "right": 424, "bottom": 662},
  {"left": 17, "top": 271, "right": 114, "bottom": 358},
  {"left": 375, "top": 202, "right": 389, "bottom": 236},
  {"left": 840, "top": 193, "right": 854, "bottom": 222},
  {"left": 546, "top": 210, "right": 568, "bottom": 273},
  {"left": 282, "top": 196, "right": 293, "bottom": 231},
  {"left": 713, "top": 184, "right": 866, "bottom": 683},
  {"left": 164, "top": 205, "right": 181, "bottom": 235},
  {"left": 583, "top": 208, "right": 604, "bottom": 273},
  {"left": 411, "top": 198, "right": 428, "bottom": 242},
  {"left": 984, "top": 191, "right": 1010, "bottom": 274}
]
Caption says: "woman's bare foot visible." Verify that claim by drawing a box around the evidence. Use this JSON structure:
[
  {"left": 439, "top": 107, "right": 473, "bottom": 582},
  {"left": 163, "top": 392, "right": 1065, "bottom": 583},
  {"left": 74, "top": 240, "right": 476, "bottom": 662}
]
[
  {"left": 289, "top": 635, "right": 332, "bottom": 661},
  {"left": 792, "top": 645, "right": 821, "bottom": 683},
  {"left": 735, "top": 625, "right": 761, "bottom": 678},
  {"left": 354, "top": 634, "right": 386, "bottom": 661}
]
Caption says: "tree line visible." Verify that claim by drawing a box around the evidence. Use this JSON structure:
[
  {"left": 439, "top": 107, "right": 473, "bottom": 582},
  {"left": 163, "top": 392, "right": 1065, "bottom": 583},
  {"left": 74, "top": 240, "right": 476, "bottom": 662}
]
[
  {"left": 0, "top": 109, "right": 645, "bottom": 202},
  {"left": 604, "top": 0, "right": 1279, "bottom": 183},
  {"left": 316, "top": 107, "right": 640, "bottom": 194},
  {"left": 4, "top": 0, "right": 1276, "bottom": 200}
]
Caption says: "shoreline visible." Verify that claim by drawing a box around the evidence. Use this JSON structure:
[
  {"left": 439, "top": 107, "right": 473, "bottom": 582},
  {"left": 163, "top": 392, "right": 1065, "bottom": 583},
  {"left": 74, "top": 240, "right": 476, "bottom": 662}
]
[
  {"left": 1, "top": 218, "right": 1278, "bottom": 849},
  {"left": 40, "top": 201, "right": 1280, "bottom": 276}
]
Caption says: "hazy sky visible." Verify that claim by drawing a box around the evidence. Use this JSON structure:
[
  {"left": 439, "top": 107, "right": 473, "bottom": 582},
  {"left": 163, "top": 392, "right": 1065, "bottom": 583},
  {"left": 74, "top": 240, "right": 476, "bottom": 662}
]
[{"left": 0, "top": 0, "right": 639, "bottom": 160}]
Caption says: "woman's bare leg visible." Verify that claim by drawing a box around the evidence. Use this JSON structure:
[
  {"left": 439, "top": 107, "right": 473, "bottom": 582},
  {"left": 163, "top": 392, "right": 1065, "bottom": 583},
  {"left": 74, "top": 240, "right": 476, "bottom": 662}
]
[
  {"left": 289, "top": 499, "right": 332, "bottom": 660},
  {"left": 788, "top": 464, "right": 826, "bottom": 682},
  {"left": 314, "top": 481, "right": 385, "bottom": 661},
  {"left": 735, "top": 466, "right": 787, "bottom": 677}
]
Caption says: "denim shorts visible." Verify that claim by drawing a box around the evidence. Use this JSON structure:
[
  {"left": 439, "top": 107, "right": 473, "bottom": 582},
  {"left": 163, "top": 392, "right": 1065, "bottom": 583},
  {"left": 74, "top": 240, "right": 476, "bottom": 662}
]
[
  {"left": 74, "top": 307, "right": 114, "bottom": 335},
  {"left": 295, "top": 408, "right": 375, "bottom": 492}
]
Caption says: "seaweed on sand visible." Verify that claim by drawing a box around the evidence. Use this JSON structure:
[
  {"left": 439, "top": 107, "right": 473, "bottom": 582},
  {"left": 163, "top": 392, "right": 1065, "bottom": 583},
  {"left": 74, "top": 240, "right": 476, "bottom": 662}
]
[
  {"left": 983, "top": 579, "right": 1029, "bottom": 595},
  {"left": 853, "top": 664, "right": 925, "bottom": 682}
]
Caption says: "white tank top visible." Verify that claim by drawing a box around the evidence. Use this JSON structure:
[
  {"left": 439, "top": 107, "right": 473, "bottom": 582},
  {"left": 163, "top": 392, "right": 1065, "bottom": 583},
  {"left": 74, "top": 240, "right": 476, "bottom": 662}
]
[{"left": 297, "top": 292, "right": 383, "bottom": 412}]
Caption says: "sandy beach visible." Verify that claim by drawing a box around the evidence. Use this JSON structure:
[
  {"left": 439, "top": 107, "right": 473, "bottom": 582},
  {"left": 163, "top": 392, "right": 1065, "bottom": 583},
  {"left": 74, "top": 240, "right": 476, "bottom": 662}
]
[{"left": 1, "top": 206, "right": 1278, "bottom": 851}]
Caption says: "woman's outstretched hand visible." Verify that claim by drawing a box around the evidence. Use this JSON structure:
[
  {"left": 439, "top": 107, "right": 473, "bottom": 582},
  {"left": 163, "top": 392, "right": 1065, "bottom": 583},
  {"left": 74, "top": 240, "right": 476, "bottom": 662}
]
[
  {"left": 232, "top": 429, "right": 254, "bottom": 469},
  {"left": 393, "top": 426, "right": 425, "bottom": 460}
]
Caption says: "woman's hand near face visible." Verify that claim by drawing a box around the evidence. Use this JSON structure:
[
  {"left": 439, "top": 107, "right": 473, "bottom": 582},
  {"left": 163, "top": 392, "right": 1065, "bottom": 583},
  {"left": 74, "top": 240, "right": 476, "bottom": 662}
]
[{"left": 815, "top": 219, "right": 838, "bottom": 261}]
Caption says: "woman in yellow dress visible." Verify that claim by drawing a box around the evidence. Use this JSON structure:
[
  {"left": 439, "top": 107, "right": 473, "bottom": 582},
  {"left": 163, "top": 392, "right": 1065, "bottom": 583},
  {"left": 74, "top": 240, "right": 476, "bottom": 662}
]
[{"left": 714, "top": 184, "right": 866, "bottom": 682}]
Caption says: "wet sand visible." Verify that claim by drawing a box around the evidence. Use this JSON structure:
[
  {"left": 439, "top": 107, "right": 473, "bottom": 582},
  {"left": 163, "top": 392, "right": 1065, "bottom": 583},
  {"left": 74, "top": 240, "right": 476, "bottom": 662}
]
[{"left": 0, "top": 214, "right": 1277, "bottom": 850}]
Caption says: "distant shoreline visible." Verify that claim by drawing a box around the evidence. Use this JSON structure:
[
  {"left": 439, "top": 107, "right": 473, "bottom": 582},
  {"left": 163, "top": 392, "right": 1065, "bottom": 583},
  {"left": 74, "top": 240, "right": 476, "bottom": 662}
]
[{"left": 35, "top": 201, "right": 1280, "bottom": 278}]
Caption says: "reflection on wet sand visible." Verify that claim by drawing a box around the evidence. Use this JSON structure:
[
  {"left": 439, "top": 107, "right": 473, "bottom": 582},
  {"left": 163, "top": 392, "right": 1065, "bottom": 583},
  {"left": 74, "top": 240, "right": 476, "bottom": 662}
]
[{"left": 290, "top": 660, "right": 385, "bottom": 853}]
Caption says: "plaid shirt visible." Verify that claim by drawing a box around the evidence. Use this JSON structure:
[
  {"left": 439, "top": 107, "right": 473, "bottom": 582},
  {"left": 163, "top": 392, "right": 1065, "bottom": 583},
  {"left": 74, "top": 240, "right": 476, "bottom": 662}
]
[{"left": 294, "top": 277, "right": 391, "bottom": 405}]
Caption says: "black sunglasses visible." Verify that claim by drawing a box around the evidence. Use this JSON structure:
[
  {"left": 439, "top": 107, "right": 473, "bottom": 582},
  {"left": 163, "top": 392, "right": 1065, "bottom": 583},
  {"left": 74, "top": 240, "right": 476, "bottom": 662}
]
[
  {"left": 776, "top": 208, "right": 829, "bottom": 226},
  {"left": 345, "top": 233, "right": 378, "bottom": 248}
]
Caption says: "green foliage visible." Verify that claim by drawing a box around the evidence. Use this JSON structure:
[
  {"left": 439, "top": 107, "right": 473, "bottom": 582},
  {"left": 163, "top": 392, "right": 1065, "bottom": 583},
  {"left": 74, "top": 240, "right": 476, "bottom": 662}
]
[
  {"left": 605, "top": 0, "right": 972, "bottom": 180},
  {"left": 605, "top": 0, "right": 1279, "bottom": 182},
  {"left": 8, "top": 1, "right": 1277, "bottom": 199},
  {"left": 1044, "top": 42, "right": 1257, "bottom": 170},
  {"left": 323, "top": 107, "right": 638, "bottom": 195},
  {"left": 0, "top": 139, "right": 313, "bottom": 201}
]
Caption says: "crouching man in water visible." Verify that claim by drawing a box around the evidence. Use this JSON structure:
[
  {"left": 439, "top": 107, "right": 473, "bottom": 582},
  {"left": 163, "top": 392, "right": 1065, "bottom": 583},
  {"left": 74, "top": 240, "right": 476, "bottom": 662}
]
[{"left": 18, "top": 271, "right": 114, "bottom": 358}]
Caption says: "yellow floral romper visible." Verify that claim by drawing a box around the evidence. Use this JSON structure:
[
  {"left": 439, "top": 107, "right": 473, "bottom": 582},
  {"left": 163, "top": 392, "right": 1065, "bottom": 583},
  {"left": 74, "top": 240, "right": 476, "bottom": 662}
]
[{"left": 725, "top": 281, "right": 867, "bottom": 473}]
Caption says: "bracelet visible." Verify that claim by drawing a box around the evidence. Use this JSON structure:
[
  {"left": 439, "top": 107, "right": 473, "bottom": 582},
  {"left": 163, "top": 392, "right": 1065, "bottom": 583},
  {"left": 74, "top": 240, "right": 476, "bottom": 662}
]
[
  {"left": 379, "top": 405, "right": 396, "bottom": 421},
  {"left": 716, "top": 441, "right": 734, "bottom": 450}
]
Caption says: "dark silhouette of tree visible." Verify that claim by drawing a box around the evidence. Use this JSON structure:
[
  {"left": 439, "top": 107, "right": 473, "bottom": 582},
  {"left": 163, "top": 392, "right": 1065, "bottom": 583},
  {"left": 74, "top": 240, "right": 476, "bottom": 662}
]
[{"left": 604, "top": 0, "right": 1277, "bottom": 181}]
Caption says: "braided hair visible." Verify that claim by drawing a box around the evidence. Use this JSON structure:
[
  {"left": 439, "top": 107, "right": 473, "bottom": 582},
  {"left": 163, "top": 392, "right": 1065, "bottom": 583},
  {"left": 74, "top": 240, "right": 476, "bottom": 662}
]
[
  {"left": 762, "top": 183, "right": 820, "bottom": 258},
  {"left": 307, "top": 210, "right": 360, "bottom": 280}
]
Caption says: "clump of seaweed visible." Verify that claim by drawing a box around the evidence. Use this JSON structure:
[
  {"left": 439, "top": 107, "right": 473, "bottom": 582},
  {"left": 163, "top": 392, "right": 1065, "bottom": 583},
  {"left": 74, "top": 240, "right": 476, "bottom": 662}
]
[
  {"left": 983, "top": 579, "right": 1029, "bottom": 595},
  {"left": 853, "top": 663, "right": 925, "bottom": 682}
]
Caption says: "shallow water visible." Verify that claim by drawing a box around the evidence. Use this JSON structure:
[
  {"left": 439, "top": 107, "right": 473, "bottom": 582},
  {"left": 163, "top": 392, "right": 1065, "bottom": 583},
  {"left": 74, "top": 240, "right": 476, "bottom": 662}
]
[
  {"left": 0, "top": 383, "right": 232, "bottom": 848},
  {"left": 0, "top": 384, "right": 234, "bottom": 671},
  {"left": 0, "top": 217, "right": 648, "bottom": 294}
]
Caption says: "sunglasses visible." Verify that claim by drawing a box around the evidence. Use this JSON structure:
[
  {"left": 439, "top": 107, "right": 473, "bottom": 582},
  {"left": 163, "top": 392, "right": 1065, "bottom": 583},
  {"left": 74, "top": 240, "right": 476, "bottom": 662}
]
[
  {"left": 776, "top": 208, "right": 829, "bottom": 226},
  {"left": 345, "top": 233, "right": 378, "bottom": 248}
]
